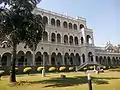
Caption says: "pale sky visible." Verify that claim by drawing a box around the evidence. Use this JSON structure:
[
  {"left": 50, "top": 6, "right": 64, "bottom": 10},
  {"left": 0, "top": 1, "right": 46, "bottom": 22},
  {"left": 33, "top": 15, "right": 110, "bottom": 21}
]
[{"left": 37, "top": 0, "right": 120, "bottom": 46}]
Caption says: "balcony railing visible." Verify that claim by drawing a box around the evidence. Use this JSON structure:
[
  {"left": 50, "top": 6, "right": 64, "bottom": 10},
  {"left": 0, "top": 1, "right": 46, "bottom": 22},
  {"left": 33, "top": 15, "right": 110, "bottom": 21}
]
[{"left": 36, "top": 8, "right": 86, "bottom": 21}]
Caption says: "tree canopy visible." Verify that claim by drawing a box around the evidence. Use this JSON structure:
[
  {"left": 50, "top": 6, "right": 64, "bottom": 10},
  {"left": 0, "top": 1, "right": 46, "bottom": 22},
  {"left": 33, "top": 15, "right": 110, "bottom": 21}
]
[{"left": 0, "top": 0, "right": 45, "bottom": 82}]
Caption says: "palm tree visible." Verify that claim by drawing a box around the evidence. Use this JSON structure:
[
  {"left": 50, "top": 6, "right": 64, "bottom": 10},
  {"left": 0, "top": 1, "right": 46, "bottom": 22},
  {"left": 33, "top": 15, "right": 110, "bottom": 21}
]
[{"left": 0, "top": 0, "right": 45, "bottom": 82}]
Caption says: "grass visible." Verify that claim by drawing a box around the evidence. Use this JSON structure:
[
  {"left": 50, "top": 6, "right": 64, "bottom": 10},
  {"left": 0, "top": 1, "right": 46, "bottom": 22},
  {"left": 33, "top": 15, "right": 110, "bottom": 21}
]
[{"left": 0, "top": 71, "right": 120, "bottom": 90}]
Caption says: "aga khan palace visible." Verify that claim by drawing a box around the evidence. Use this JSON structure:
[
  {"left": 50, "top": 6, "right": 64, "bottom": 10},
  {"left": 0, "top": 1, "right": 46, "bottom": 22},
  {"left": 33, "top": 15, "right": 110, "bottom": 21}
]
[{"left": 0, "top": 8, "right": 120, "bottom": 69}]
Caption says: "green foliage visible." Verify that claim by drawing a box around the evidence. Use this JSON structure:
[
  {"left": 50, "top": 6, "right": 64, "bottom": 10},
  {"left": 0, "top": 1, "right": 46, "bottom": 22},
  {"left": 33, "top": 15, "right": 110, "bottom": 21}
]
[
  {"left": 48, "top": 67, "right": 56, "bottom": 72},
  {"left": 0, "top": 0, "right": 44, "bottom": 82},
  {"left": 69, "top": 67, "right": 74, "bottom": 71},
  {"left": 37, "top": 67, "right": 44, "bottom": 72},
  {"left": 59, "top": 66, "right": 66, "bottom": 72},
  {"left": 23, "top": 67, "right": 32, "bottom": 75},
  {"left": 83, "top": 67, "right": 87, "bottom": 71},
  {"left": 0, "top": 70, "right": 4, "bottom": 74},
  {"left": 89, "top": 66, "right": 94, "bottom": 70},
  {"left": 15, "top": 67, "right": 18, "bottom": 71}
]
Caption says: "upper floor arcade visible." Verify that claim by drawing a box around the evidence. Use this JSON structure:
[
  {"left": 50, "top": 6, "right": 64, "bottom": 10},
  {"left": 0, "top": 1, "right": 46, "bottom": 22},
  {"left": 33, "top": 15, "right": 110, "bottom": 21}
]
[{"left": 33, "top": 8, "right": 88, "bottom": 32}]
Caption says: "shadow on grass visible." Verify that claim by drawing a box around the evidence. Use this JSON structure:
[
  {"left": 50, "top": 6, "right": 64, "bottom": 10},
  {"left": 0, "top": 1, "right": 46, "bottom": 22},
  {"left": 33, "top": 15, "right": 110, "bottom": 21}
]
[
  {"left": 29, "top": 76, "right": 112, "bottom": 87},
  {"left": 13, "top": 76, "right": 120, "bottom": 88}
]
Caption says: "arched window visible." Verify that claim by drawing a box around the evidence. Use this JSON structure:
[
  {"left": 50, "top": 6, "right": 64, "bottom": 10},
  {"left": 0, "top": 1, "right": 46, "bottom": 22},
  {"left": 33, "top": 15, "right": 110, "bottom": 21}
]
[
  {"left": 51, "top": 33, "right": 56, "bottom": 43},
  {"left": 80, "top": 24, "right": 84, "bottom": 29},
  {"left": 86, "top": 35, "right": 91, "bottom": 44},
  {"left": 81, "top": 37, "right": 84, "bottom": 44},
  {"left": 73, "top": 24, "right": 77, "bottom": 30},
  {"left": 43, "top": 31, "right": 48, "bottom": 41},
  {"left": 38, "top": 15, "right": 42, "bottom": 20},
  {"left": 69, "top": 36, "right": 73, "bottom": 45},
  {"left": 75, "top": 37, "right": 78, "bottom": 45},
  {"left": 43, "top": 16, "right": 48, "bottom": 25},
  {"left": 51, "top": 18, "right": 55, "bottom": 26},
  {"left": 69, "top": 23, "right": 72, "bottom": 29},
  {"left": 57, "top": 34, "right": 61, "bottom": 43},
  {"left": 64, "top": 35, "right": 68, "bottom": 44},
  {"left": 56, "top": 19, "right": 60, "bottom": 27},
  {"left": 63, "top": 21, "right": 67, "bottom": 28}
]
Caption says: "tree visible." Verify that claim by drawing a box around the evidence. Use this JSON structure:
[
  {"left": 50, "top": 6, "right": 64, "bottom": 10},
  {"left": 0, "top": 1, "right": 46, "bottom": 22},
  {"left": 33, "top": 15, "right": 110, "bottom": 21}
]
[{"left": 0, "top": 0, "right": 45, "bottom": 82}]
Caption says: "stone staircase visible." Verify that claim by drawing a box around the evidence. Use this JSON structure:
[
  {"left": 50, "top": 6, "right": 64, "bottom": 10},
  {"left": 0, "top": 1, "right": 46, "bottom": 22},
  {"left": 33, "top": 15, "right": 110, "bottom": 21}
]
[{"left": 76, "top": 61, "right": 102, "bottom": 71}]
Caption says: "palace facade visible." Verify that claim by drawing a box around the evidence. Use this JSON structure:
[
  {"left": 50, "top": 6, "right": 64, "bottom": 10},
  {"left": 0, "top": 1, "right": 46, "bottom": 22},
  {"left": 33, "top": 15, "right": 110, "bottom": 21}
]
[{"left": 0, "top": 8, "right": 120, "bottom": 69}]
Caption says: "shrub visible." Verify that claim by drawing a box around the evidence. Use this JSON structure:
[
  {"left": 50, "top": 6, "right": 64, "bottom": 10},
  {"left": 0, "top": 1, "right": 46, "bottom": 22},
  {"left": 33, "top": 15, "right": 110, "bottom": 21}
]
[
  {"left": 89, "top": 66, "right": 94, "bottom": 70},
  {"left": 23, "top": 67, "right": 32, "bottom": 75},
  {"left": 83, "top": 67, "right": 87, "bottom": 71},
  {"left": 48, "top": 67, "right": 56, "bottom": 72},
  {"left": 59, "top": 66, "right": 66, "bottom": 72},
  {"left": 15, "top": 67, "right": 19, "bottom": 74},
  {"left": 37, "top": 67, "right": 44, "bottom": 72},
  {"left": 69, "top": 67, "right": 74, "bottom": 71},
  {"left": 102, "top": 66, "right": 106, "bottom": 69},
  {"left": 0, "top": 70, "right": 4, "bottom": 80}
]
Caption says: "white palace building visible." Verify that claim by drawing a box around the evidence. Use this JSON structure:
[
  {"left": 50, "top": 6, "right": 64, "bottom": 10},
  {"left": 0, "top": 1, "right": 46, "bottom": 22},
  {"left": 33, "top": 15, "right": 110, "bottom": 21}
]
[{"left": 0, "top": 8, "right": 120, "bottom": 69}]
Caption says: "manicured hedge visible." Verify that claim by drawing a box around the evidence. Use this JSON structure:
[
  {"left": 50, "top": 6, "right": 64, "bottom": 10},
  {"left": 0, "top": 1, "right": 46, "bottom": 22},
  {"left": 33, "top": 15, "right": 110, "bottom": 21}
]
[
  {"left": 69, "top": 67, "right": 74, "bottom": 71},
  {"left": 23, "top": 67, "right": 32, "bottom": 75},
  {"left": 59, "top": 66, "right": 66, "bottom": 72},
  {"left": 48, "top": 67, "right": 56, "bottom": 72},
  {"left": 37, "top": 67, "right": 44, "bottom": 72}
]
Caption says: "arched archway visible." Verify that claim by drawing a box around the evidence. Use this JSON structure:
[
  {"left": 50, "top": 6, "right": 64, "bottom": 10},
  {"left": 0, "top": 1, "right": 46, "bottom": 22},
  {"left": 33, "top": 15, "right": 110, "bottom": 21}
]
[
  {"left": 43, "top": 52, "right": 49, "bottom": 65},
  {"left": 51, "top": 52, "right": 56, "bottom": 66},
  {"left": 64, "top": 53, "right": 69, "bottom": 65},
  {"left": 99, "top": 56, "right": 103, "bottom": 64},
  {"left": 82, "top": 54, "right": 85, "bottom": 63},
  {"left": 35, "top": 52, "right": 42, "bottom": 66},
  {"left": 75, "top": 53, "right": 81, "bottom": 65},
  {"left": 56, "top": 53, "right": 62, "bottom": 65},
  {"left": 112, "top": 57, "right": 116, "bottom": 65},
  {"left": 17, "top": 51, "right": 25, "bottom": 66},
  {"left": 107, "top": 57, "right": 111, "bottom": 66},
  {"left": 1, "top": 52, "right": 11, "bottom": 66},
  {"left": 95, "top": 56, "right": 98, "bottom": 63},
  {"left": 88, "top": 52, "right": 93, "bottom": 62},
  {"left": 25, "top": 51, "right": 32, "bottom": 66},
  {"left": 69, "top": 53, "right": 74, "bottom": 65},
  {"left": 103, "top": 56, "right": 107, "bottom": 65}
]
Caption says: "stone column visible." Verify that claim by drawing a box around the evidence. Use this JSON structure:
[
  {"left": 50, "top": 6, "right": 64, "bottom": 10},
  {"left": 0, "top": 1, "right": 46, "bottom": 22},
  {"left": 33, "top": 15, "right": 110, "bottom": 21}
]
[
  {"left": 0, "top": 57, "right": 1, "bottom": 67},
  {"left": 62, "top": 55, "right": 65, "bottom": 65},
  {"left": 42, "top": 54, "right": 45, "bottom": 77},
  {"left": 32, "top": 51, "right": 35, "bottom": 66},
  {"left": 49, "top": 55, "right": 51, "bottom": 66}
]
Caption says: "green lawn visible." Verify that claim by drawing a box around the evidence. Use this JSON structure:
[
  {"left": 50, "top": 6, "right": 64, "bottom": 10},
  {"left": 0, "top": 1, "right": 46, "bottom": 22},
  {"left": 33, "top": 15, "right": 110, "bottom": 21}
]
[{"left": 0, "top": 71, "right": 120, "bottom": 90}]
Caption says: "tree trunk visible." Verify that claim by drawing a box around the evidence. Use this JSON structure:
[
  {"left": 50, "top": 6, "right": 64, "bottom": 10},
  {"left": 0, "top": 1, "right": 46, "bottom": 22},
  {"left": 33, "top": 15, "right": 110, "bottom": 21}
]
[{"left": 10, "top": 42, "right": 17, "bottom": 82}]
